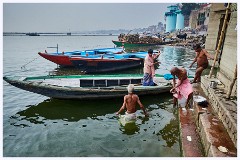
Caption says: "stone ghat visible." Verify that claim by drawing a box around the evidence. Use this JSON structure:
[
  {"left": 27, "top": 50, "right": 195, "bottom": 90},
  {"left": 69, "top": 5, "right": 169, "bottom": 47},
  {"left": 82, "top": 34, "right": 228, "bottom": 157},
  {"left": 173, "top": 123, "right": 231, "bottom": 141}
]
[{"left": 178, "top": 82, "right": 237, "bottom": 157}]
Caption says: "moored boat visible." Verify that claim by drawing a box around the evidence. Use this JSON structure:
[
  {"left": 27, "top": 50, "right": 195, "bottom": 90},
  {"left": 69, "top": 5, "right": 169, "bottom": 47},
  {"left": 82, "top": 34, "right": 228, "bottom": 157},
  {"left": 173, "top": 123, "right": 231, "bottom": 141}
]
[
  {"left": 26, "top": 32, "right": 40, "bottom": 36},
  {"left": 3, "top": 74, "right": 175, "bottom": 100},
  {"left": 69, "top": 53, "right": 147, "bottom": 73},
  {"left": 38, "top": 47, "right": 124, "bottom": 67},
  {"left": 112, "top": 40, "right": 170, "bottom": 47}
]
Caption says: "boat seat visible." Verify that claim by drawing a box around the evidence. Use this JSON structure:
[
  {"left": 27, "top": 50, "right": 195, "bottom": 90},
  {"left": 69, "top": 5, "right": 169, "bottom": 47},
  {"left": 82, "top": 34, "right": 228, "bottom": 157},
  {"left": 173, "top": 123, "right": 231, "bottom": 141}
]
[{"left": 79, "top": 78, "right": 142, "bottom": 87}]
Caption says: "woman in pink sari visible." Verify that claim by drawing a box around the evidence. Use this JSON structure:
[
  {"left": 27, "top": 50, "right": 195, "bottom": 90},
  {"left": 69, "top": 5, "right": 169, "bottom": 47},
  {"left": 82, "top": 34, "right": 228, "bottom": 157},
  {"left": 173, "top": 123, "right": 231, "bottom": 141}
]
[{"left": 170, "top": 67, "right": 193, "bottom": 108}]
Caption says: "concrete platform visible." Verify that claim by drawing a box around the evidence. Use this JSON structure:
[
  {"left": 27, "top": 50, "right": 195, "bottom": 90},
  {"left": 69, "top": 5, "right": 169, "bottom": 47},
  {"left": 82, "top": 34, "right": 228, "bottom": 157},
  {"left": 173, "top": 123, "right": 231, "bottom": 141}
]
[
  {"left": 179, "top": 80, "right": 237, "bottom": 157},
  {"left": 191, "top": 82, "right": 237, "bottom": 157},
  {"left": 201, "top": 75, "right": 237, "bottom": 147},
  {"left": 179, "top": 107, "right": 204, "bottom": 157}
]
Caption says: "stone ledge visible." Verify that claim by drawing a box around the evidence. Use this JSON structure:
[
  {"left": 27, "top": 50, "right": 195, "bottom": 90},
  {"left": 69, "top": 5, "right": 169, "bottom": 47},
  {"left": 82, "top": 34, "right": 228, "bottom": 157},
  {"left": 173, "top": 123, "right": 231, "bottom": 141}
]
[
  {"left": 201, "top": 76, "right": 237, "bottom": 147},
  {"left": 191, "top": 82, "right": 237, "bottom": 157},
  {"left": 198, "top": 113, "right": 237, "bottom": 157},
  {"left": 179, "top": 107, "right": 204, "bottom": 157}
]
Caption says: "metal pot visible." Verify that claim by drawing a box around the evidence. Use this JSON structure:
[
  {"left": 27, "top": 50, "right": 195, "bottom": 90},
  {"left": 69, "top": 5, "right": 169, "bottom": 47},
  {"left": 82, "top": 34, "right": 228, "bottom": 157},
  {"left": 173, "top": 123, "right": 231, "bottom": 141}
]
[{"left": 209, "top": 81, "right": 218, "bottom": 89}]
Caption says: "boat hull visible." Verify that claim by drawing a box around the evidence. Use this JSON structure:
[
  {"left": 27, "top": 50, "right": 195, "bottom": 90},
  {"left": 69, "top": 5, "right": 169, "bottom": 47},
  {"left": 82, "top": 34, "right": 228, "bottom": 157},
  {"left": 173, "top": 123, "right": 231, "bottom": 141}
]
[
  {"left": 70, "top": 58, "right": 144, "bottom": 73},
  {"left": 3, "top": 75, "right": 173, "bottom": 100},
  {"left": 38, "top": 52, "right": 73, "bottom": 66}
]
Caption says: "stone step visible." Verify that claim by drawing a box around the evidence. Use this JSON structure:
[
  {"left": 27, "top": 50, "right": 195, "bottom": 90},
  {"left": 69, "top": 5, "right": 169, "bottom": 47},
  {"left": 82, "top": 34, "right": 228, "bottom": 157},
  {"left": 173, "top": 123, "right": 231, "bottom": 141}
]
[
  {"left": 179, "top": 107, "right": 204, "bottom": 157},
  {"left": 192, "top": 83, "right": 237, "bottom": 157},
  {"left": 200, "top": 76, "right": 237, "bottom": 147},
  {"left": 199, "top": 113, "right": 237, "bottom": 156}
]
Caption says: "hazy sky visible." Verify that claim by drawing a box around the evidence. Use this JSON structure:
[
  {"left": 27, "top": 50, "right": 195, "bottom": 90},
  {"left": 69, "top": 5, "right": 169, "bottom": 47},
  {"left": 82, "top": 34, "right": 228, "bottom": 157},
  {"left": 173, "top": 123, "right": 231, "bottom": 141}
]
[{"left": 3, "top": 3, "right": 175, "bottom": 32}]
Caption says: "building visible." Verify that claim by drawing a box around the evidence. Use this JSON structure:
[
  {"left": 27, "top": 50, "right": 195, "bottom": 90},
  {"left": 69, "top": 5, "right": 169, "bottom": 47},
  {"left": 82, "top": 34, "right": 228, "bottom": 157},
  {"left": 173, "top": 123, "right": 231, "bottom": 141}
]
[
  {"left": 146, "top": 25, "right": 157, "bottom": 33},
  {"left": 189, "top": 10, "right": 198, "bottom": 29},
  {"left": 196, "top": 4, "right": 211, "bottom": 30},
  {"left": 201, "top": 3, "right": 237, "bottom": 147},
  {"left": 157, "top": 22, "right": 165, "bottom": 32},
  {"left": 183, "top": 15, "right": 190, "bottom": 28},
  {"left": 188, "top": 4, "right": 211, "bottom": 30},
  {"left": 176, "top": 10, "right": 185, "bottom": 30},
  {"left": 165, "top": 5, "right": 184, "bottom": 32}
]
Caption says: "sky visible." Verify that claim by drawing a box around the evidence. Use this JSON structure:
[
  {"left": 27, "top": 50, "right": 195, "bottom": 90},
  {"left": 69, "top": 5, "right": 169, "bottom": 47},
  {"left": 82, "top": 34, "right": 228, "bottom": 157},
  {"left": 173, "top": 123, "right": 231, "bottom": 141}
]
[{"left": 3, "top": 3, "right": 175, "bottom": 32}]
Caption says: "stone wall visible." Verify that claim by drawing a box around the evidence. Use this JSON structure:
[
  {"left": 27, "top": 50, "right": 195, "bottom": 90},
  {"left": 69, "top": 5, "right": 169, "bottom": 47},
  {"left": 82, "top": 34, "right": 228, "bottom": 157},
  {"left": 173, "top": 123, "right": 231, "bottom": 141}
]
[
  {"left": 201, "top": 76, "right": 237, "bottom": 148},
  {"left": 205, "top": 3, "right": 237, "bottom": 96},
  {"left": 216, "top": 7, "right": 237, "bottom": 96},
  {"left": 205, "top": 3, "right": 226, "bottom": 52},
  {"left": 210, "top": 3, "right": 226, "bottom": 12},
  {"left": 189, "top": 10, "right": 198, "bottom": 29}
]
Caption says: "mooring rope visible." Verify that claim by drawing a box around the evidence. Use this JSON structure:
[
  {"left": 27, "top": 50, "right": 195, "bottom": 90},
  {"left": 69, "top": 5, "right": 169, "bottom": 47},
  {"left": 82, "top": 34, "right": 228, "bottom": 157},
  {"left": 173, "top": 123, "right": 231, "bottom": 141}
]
[
  {"left": 4, "top": 56, "right": 41, "bottom": 75},
  {"left": 20, "top": 55, "right": 40, "bottom": 70}
]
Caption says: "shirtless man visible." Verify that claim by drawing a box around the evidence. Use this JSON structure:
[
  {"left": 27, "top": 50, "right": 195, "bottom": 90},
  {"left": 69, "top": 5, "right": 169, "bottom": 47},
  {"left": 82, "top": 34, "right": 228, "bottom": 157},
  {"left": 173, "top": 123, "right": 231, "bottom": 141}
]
[
  {"left": 189, "top": 44, "right": 214, "bottom": 83},
  {"left": 170, "top": 67, "right": 193, "bottom": 108},
  {"left": 116, "top": 84, "right": 148, "bottom": 117}
]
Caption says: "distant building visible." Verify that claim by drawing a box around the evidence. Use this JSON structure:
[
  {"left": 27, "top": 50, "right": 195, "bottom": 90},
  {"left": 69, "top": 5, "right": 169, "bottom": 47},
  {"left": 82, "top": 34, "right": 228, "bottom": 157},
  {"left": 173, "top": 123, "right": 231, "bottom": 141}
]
[
  {"left": 157, "top": 22, "right": 165, "bottom": 32},
  {"left": 188, "top": 4, "right": 211, "bottom": 30},
  {"left": 196, "top": 3, "right": 211, "bottom": 30},
  {"left": 184, "top": 15, "right": 190, "bottom": 28},
  {"left": 189, "top": 10, "right": 198, "bottom": 29},
  {"left": 146, "top": 25, "right": 157, "bottom": 33},
  {"left": 165, "top": 5, "right": 184, "bottom": 32},
  {"left": 176, "top": 10, "right": 185, "bottom": 30}
]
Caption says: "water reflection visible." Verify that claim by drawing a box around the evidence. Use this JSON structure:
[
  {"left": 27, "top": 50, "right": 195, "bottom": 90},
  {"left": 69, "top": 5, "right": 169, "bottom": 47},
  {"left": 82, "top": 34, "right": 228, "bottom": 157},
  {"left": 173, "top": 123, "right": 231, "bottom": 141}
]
[
  {"left": 157, "top": 119, "right": 179, "bottom": 148},
  {"left": 10, "top": 98, "right": 122, "bottom": 124},
  {"left": 8, "top": 90, "right": 180, "bottom": 156},
  {"left": 52, "top": 67, "right": 85, "bottom": 76},
  {"left": 119, "top": 122, "right": 140, "bottom": 135}
]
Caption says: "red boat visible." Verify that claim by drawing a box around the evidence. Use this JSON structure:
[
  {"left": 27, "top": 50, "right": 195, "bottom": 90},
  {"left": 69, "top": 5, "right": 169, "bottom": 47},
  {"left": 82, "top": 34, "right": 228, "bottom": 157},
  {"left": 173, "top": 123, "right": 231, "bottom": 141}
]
[
  {"left": 38, "top": 52, "right": 73, "bottom": 66},
  {"left": 69, "top": 54, "right": 144, "bottom": 73}
]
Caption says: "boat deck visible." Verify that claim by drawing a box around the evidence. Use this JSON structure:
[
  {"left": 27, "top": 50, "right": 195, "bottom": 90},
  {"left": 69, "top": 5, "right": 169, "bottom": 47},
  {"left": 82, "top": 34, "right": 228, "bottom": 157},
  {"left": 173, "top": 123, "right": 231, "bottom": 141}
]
[{"left": 27, "top": 77, "right": 171, "bottom": 88}]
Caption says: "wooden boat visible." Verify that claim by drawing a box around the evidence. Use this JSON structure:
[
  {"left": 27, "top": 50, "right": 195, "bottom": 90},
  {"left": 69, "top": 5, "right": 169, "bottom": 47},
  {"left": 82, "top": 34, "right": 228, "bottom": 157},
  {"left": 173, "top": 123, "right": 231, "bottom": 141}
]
[
  {"left": 38, "top": 47, "right": 124, "bottom": 67},
  {"left": 112, "top": 40, "right": 170, "bottom": 47},
  {"left": 69, "top": 53, "right": 147, "bottom": 73},
  {"left": 3, "top": 74, "right": 174, "bottom": 100},
  {"left": 26, "top": 32, "right": 40, "bottom": 36}
]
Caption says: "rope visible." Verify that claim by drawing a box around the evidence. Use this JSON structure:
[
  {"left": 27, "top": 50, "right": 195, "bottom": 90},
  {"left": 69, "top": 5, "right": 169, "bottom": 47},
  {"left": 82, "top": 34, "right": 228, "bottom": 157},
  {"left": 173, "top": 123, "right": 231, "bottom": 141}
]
[
  {"left": 21, "top": 56, "right": 40, "bottom": 69},
  {"left": 4, "top": 56, "right": 40, "bottom": 75}
]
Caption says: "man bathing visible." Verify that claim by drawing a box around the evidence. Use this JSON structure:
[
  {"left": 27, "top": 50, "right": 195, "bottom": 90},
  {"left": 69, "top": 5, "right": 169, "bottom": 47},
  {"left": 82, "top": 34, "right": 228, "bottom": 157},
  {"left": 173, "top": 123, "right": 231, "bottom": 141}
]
[{"left": 116, "top": 84, "right": 148, "bottom": 119}]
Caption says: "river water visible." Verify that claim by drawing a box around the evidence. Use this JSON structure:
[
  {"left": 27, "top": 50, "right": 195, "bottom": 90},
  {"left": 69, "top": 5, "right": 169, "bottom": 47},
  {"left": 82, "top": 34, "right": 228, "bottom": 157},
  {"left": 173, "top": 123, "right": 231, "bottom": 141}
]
[{"left": 3, "top": 35, "right": 200, "bottom": 157}]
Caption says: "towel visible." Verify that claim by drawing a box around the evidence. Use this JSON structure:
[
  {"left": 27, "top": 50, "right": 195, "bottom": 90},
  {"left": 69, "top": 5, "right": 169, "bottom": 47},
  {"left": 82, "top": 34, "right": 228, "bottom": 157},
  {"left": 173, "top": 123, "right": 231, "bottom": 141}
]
[
  {"left": 119, "top": 112, "right": 137, "bottom": 126},
  {"left": 164, "top": 74, "right": 174, "bottom": 80}
]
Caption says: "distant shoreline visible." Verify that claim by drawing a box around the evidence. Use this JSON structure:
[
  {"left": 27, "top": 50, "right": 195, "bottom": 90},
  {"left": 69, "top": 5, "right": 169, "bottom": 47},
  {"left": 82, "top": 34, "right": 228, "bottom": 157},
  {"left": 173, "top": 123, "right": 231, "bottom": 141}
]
[{"left": 3, "top": 34, "right": 118, "bottom": 36}]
